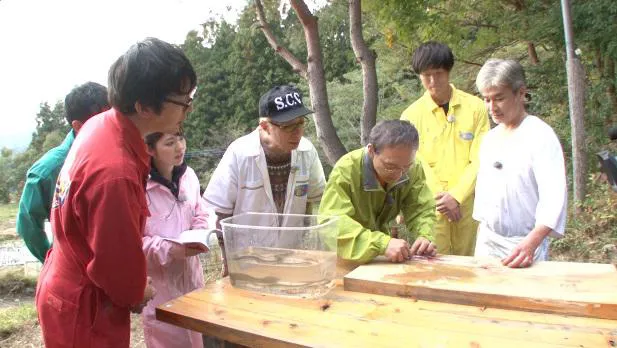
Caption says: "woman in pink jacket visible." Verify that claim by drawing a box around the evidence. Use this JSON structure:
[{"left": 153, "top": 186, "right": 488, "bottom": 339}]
[{"left": 142, "top": 131, "right": 209, "bottom": 348}]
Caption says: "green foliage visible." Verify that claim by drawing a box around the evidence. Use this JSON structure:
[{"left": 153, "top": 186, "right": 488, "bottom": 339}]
[
  {"left": 572, "top": 0, "right": 617, "bottom": 59},
  {"left": 29, "top": 101, "right": 69, "bottom": 153},
  {"left": 0, "top": 157, "right": 13, "bottom": 203},
  {"left": 551, "top": 173, "right": 617, "bottom": 263},
  {"left": 1, "top": 147, "right": 12, "bottom": 158},
  {"left": 0, "top": 100, "right": 68, "bottom": 203}
]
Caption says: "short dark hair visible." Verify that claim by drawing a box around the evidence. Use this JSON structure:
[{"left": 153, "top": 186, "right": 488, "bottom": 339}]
[
  {"left": 369, "top": 120, "right": 419, "bottom": 152},
  {"left": 108, "top": 37, "right": 197, "bottom": 114},
  {"left": 64, "top": 82, "right": 109, "bottom": 124},
  {"left": 145, "top": 127, "right": 184, "bottom": 150},
  {"left": 411, "top": 41, "right": 454, "bottom": 74},
  {"left": 145, "top": 132, "right": 165, "bottom": 150}
]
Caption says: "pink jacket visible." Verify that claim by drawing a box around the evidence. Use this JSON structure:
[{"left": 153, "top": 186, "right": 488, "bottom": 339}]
[{"left": 142, "top": 166, "right": 208, "bottom": 348}]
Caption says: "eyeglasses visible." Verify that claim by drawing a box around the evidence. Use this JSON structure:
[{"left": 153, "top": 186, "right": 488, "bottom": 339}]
[
  {"left": 164, "top": 87, "right": 197, "bottom": 111},
  {"left": 269, "top": 117, "right": 308, "bottom": 133},
  {"left": 375, "top": 154, "right": 413, "bottom": 175}
]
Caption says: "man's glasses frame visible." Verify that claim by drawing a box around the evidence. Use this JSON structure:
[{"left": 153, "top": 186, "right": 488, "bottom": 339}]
[
  {"left": 373, "top": 150, "right": 413, "bottom": 175},
  {"left": 269, "top": 116, "right": 308, "bottom": 133},
  {"left": 164, "top": 87, "right": 197, "bottom": 111}
]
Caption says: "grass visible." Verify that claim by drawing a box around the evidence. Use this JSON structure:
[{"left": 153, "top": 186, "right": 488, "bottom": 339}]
[
  {"left": 0, "top": 303, "right": 37, "bottom": 339},
  {"left": 0, "top": 234, "right": 18, "bottom": 243},
  {"left": 0, "top": 203, "right": 18, "bottom": 230},
  {"left": 0, "top": 268, "right": 37, "bottom": 297}
]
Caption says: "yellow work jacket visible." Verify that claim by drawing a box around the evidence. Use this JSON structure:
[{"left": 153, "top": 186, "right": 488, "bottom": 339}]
[{"left": 401, "top": 85, "right": 489, "bottom": 204}]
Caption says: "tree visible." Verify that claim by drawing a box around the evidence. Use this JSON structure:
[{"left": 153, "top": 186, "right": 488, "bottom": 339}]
[
  {"left": 30, "top": 101, "right": 69, "bottom": 153},
  {"left": 255, "top": 0, "right": 347, "bottom": 164},
  {"left": 2, "top": 101, "right": 69, "bottom": 203},
  {"left": 561, "top": 0, "right": 587, "bottom": 208},
  {"left": 0, "top": 155, "right": 12, "bottom": 203},
  {"left": 1, "top": 147, "right": 12, "bottom": 158},
  {"left": 349, "top": 0, "right": 377, "bottom": 145},
  {"left": 181, "top": 15, "right": 301, "bottom": 150}
]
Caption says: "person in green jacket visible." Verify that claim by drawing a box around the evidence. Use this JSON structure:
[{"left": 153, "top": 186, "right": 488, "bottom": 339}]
[
  {"left": 16, "top": 82, "right": 109, "bottom": 263},
  {"left": 319, "top": 120, "right": 437, "bottom": 264}
]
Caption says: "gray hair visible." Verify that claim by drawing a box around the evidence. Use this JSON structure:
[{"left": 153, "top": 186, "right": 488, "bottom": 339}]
[
  {"left": 476, "top": 59, "right": 526, "bottom": 93},
  {"left": 369, "top": 120, "right": 419, "bottom": 152}
]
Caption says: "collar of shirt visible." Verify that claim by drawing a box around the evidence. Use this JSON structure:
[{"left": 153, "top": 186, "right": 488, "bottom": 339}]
[
  {"left": 424, "top": 83, "right": 462, "bottom": 114},
  {"left": 361, "top": 148, "right": 409, "bottom": 192},
  {"left": 147, "top": 161, "right": 188, "bottom": 198},
  {"left": 110, "top": 108, "right": 150, "bottom": 184}
]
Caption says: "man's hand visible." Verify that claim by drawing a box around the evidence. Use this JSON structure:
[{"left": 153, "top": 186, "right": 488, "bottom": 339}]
[
  {"left": 502, "top": 230, "right": 547, "bottom": 268},
  {"left": 385, "top": 238, "right": 410, "bottom": 263},
  {"left": 435, "top": 192, "right": 461, "bottom": 222},
  {"left": 130, "top": 276, "right": 156, "bottom": 314},
  {"left": 445, "top": 205, "right": 462, "bottom": 222},
  {"left": 409, "top": 237, "right": 437, "bottom": 257},
  {"left": 502, "top": 242, "right": 536, "bottom": 268}
]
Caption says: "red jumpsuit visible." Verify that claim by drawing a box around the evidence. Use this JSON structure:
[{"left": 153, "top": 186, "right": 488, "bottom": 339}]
[{"left": 36, "top": 109, "right": 150, "bottom": 347}]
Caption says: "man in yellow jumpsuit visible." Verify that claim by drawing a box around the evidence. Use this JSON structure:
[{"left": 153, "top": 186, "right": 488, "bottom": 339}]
[{"left": 401, "top": 41, "right": 489, "bottom": 256}]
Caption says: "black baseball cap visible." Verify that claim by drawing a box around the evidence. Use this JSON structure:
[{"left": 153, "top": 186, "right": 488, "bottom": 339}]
[{"left": 259, "top": 85, "right": 313, "bottom": 123}]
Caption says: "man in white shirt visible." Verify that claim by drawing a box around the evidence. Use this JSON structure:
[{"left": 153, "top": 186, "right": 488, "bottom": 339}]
[
  {"left": 203, "top": 84, "right": 326, "bottom": 230},
  {"left": 473, "top": 59, "right": 567, "bottom": 268}
]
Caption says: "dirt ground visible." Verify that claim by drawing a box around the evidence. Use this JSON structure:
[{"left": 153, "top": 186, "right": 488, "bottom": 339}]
[{"left": 0, "top": 311, "right": 147, "bottom": 348}]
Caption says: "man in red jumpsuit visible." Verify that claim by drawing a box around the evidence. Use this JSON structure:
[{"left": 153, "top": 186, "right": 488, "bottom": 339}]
[{"left": 36, "top": 37, "right": 197, "bottom": 347}]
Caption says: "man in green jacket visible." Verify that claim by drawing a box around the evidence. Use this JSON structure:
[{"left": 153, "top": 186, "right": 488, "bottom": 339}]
[
  {"left": 319, "top": 120, "right": 436, "bottom": 264},
  {"left": 16, "top": 82, "right": 109, "bottom": 262}
]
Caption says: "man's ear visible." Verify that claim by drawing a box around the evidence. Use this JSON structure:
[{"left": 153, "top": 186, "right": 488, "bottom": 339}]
[
  {"left": 71, "top": 120, "right": 84, "bottom": 134},
  {"left": 367, "top": 143, "right": 376, "bottom": 157},
  {"left": 517, "top": 86, "right": 527, "bottom": 101},
  {"left": 135, "top": 101, "right": 154, "bottom": 119},
  {"left": 259, "top": 119, "right": 270, "bottom": 132}
]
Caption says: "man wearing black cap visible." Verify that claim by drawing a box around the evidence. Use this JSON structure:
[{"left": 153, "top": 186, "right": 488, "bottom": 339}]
[{"left": 203, "top": 84, "right": 326, "bottom": 230}]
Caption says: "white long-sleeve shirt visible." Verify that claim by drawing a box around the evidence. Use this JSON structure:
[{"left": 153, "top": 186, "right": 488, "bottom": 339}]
[{"left": 473, "top": 115, "right": 567, "bottom": 258}]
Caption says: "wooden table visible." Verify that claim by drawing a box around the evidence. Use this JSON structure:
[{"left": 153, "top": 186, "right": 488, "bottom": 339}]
[
  {"left": 156, "top": 277, "right": 617, "bottom": 347},
  {"left": 344, "top": 256, "right": 617, "bottom": 320}
]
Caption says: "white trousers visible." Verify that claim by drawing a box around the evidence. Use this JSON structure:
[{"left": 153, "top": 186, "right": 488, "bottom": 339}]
[{"left": 474, "top": 223, "right": 549, "bottom": 261}]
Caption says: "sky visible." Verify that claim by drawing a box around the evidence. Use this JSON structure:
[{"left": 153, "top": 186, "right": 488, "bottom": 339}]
[{"left": 0, "top": 0, "right": 246, "bottom": 150}]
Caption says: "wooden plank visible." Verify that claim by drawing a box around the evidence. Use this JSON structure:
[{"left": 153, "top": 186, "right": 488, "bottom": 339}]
[
  {"left": 343, "top": 255, "right": 617, "bottom": 320},
  {"left": 156, "top": 279, "right": 617, "bottom": 348}
]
